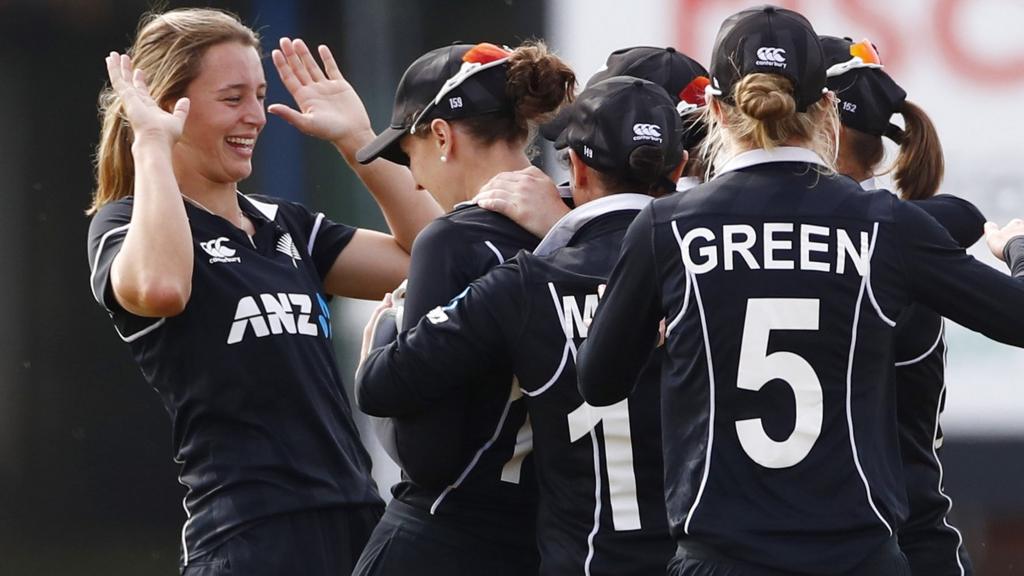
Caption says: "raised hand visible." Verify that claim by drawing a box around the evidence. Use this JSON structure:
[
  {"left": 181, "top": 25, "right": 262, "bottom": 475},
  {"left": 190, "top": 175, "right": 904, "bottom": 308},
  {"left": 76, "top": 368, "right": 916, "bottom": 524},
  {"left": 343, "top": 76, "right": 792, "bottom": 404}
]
[
  {"left": 268, "top": 38, "right": 374, "bottom": 146},
  {"left": 105, "top": 52, "right": 189, "bottom": 147},
  {"left": 985, "top": 219, "right": 1024, "bottom": 261}
]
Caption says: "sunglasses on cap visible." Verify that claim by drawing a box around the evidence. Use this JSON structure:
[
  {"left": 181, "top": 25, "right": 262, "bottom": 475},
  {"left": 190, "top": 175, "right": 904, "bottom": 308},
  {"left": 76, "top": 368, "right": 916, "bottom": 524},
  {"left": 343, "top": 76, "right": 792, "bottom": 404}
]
[
  {"left": 826, "top": 39, "right": 882, "bottom": 78},
  {"left": 677, "top": 75, "right": 710, "bottom": 116},
  {"left": 409, "top": 43, "right": 511, "bottom": 134}
]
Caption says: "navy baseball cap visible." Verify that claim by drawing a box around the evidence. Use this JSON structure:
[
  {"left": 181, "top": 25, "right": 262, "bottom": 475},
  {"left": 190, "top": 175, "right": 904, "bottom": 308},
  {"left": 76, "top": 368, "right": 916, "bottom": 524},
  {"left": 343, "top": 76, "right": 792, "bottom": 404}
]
[
  {"left": 357, "top": 43, "right": 513, "bottom": 165},
  {"left": 708, "top": 5, "right": 827, "bottom": 111},
  {"left": 545, "top": 76, "right": 684, "bottom": 182},
  {"left": 821, "top": 36, "right": 907, "bottom": 139},
  {"left": 542, "top": 46, "right": 710, "bottom": 149}
]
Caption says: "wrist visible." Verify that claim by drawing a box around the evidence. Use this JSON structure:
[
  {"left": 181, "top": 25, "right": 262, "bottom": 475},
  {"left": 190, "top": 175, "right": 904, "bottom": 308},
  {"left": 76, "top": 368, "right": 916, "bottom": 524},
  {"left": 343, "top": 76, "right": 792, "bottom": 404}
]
[{"left": 332, "top": 128, "right": 377, "bottom": 160}]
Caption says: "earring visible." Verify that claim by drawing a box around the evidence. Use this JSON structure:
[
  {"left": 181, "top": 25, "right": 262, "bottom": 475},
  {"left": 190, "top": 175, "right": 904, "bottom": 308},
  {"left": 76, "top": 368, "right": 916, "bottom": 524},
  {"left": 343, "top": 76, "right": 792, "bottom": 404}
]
[{"left": 440, "top": 154, "right": 448, "bottom": 163}]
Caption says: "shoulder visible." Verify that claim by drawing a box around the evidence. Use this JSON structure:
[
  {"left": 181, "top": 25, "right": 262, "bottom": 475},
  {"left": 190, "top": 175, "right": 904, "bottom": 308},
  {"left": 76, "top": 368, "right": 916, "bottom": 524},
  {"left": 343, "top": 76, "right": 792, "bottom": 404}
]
[{"left": 88, "top": 197, "right": 135, "bottom": 241}]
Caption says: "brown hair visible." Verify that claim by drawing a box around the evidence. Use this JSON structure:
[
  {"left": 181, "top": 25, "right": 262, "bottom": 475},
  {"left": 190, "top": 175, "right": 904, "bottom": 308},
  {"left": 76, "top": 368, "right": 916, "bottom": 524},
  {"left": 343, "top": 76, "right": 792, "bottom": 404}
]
[
  {"left": 839, "top": 100, "right": 943, "bottom": 200},
  {"left": 89, "top": 8, "right": 260, "bottom": 214},
  {"left": 703, "top": 73, "right": 838, "bottom": 174},
  {"left": 593, "top": 146, "right": 679, "bottom": 198},
  {"left": 892, "top": 100, "right": 944, "bottom": 200},
  {"left": 414, "top": 41, "right": 576, "bottom": 148}
]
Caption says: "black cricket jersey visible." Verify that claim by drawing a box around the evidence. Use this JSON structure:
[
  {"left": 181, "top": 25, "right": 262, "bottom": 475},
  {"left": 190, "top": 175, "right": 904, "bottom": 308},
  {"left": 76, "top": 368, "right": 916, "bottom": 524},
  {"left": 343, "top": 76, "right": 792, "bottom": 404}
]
[
  {"left": 373, "top": 203, "right": 540, "bottom": 542},
  {"left": 578, "top": 147, "right": 1024, "bottom": 575},
  {"left": 87, "top": 193, "right": 382, "bottom": 566},
  {"left": 892, "top": 193, "right": 983, "bottom": 576},
  {"left": 359, "top": 193, "right": 674, "bottom": 576}
]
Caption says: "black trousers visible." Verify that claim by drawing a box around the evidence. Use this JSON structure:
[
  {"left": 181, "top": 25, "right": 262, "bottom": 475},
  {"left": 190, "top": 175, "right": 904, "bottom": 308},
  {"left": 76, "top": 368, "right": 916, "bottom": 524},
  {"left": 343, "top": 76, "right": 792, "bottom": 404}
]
[
  {"left": 181, "top": 505, "right": 383, "bottom": 576},
  {"left": 668, "top": 538, "right": 911, "bottom": 576},
  {"left": 353, "top": 498, "right": 539, "bottom": 576}
]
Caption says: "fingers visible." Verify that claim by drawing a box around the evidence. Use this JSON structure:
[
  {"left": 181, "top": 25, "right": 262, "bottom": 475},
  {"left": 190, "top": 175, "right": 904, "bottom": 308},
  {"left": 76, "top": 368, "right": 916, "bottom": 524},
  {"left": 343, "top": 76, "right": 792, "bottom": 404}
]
[
  {"left": 271, "top": 47, "right": 304, "bottom": 95},
  {"left": 267, "top": 103, "right": 306, "bottom": 129},
  {"left": 171, "top": 97, "right": 190, "bottom": 122},
  {"left": 319, "top": 44, "right": 343, "bottom": 80},
  {"left": 280, "top": 37, "right": 313, "bottom": 85},
  {"left": 292, "top": 38, "right": 327, "bottom": 82},
  {"left": 477, "top": 196, "right": 515, "bottom": 216}
]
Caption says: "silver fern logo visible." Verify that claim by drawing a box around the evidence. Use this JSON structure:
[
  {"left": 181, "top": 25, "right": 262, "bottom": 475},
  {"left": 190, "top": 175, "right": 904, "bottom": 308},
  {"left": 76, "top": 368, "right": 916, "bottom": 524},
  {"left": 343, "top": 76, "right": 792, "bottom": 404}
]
[{"left": 276, "top": 233, "right": 301, "bottom": 267}]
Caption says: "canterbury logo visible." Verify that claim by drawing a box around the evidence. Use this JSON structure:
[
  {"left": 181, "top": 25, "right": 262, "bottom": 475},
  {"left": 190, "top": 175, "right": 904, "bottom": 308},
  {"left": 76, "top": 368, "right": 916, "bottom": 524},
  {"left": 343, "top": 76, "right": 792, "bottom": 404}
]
[
  {"left": 200, "top": 237, "right": 241, "bottom": 264},
  {"left": 632, "top": 123, "right": 663, "bottom": 143},
  {"left": 227, "top": 292, "right": 331, "bottom": 344},
  {"left": 276, "top": 233, "right": 301, "bottom": 268},
  {"left": 756, "top": 47, "right": 787, "bottom": 66}
]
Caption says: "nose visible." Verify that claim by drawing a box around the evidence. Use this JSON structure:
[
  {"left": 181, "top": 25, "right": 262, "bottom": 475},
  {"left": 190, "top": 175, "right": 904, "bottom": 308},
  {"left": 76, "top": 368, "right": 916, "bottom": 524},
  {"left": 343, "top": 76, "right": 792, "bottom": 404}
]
[{"left": 243, "top": 94, "right": 266, "bottom": 129}]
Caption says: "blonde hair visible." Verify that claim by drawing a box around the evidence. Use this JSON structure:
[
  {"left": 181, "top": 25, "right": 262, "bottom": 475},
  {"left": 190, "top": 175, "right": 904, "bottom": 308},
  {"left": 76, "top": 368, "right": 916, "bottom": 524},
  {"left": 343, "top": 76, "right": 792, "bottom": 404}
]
[
  {"left": 701, "top": 73, "right": 838, "bottom": 176},
  {"left": 89, "top": 8, "right": 260, "bottom": 214}
]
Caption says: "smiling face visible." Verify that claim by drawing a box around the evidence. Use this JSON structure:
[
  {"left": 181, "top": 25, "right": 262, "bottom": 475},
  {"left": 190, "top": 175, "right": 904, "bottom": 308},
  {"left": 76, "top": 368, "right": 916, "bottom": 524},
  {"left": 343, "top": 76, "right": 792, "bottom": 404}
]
[{"left": 172, "top": 41, "right": 266, "bottom": 192}]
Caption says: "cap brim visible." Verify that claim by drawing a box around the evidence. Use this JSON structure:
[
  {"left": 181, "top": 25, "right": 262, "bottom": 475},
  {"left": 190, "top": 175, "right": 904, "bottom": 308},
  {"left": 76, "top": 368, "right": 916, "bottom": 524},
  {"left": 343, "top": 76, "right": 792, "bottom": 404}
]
[
  {"left": 540, "top": 106, "right": 572, "bottom": 146},
  {"left": 355, "top": 125, "right": 411, "bottom": 165}
]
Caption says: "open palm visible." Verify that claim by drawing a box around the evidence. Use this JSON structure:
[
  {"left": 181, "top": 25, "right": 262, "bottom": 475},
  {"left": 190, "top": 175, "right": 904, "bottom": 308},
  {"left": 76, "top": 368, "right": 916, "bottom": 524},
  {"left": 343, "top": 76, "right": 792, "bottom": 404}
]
[
  {"left": 269, "top": 38, "right": 373, "bottom": 144},
  {"left": 105, "top": 52, "right": 188, "bottom": 146}
]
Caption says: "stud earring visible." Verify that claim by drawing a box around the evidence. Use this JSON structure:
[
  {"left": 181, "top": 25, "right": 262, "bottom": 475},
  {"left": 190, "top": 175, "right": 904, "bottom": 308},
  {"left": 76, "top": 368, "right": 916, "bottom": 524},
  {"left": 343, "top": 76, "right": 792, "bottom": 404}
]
[{"left": 440, "top": 154, "right": 448, "bottom": 163}]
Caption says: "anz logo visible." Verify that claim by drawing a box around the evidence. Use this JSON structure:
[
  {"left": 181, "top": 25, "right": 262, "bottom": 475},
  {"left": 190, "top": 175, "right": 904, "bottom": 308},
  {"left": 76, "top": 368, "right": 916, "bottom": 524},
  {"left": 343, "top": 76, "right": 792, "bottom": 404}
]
[{"left": 227, "top": 292, "right": 332, "bottom": 344}]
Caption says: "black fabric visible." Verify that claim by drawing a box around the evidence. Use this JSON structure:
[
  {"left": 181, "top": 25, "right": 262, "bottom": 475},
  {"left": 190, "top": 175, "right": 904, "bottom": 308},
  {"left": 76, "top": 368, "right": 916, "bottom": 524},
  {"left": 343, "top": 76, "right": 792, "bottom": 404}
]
[
  {"left": 358, "top": 200, "right": 675, "bottom": 576},
  {"left": 892, "top": 196, "right": 982, "bottom": 576},
  {"left": 710, "top": 6, "right": 826, "bottom": 111},
  {"left": 1005, "top": 235, "right": 1024, "bottom": 277},
  {"left": 181, "top": 505, "right": 382, "bottom": 576},
  {"left": 578, "top": 162, "right": 1024, "bottom": 574},
  {"left": 87, "top": 194, "right": 381, "bottom": 566},
  {"left": 821, "top": 36, "right": 907, "bottom": 138},
  {"left": 548, "top": 77, "right": 685, "bottom": 182},
  {"left": 353, "top": 498, "right": 538, "bottom": 576},
  {"left": 669, "top": 538, "right": 910, "bottom": 576}
]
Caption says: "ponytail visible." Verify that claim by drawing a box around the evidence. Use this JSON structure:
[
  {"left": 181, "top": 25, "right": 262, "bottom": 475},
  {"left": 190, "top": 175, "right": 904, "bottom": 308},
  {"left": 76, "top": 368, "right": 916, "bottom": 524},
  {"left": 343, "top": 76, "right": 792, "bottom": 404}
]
[{"left": 893, "top": 100, "right": 943, "bottom": 200}]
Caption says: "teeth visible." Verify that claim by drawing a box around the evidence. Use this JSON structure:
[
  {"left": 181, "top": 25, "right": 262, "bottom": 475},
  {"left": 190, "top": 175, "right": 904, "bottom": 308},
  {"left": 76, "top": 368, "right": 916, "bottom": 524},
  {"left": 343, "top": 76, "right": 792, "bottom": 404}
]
[{"left": 226, "top": 137, "right": 255, "bottom": 147}]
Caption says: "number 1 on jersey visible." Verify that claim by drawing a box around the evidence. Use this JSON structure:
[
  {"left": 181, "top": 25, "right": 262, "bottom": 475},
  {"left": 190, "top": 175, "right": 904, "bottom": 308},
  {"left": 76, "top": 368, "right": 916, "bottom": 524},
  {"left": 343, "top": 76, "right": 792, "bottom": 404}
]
[
  {"left": 567, "top": 399, "right": 641, "bottom": 531},
  {"left": 736, "top": 298, "right": 823, "bottom": 469}
]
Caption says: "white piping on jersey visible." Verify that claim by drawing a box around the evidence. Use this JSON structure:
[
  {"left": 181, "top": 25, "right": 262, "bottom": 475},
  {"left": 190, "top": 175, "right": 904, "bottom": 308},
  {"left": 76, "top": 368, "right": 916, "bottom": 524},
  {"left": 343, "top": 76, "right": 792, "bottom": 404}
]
[
  {"left": 308, "top": 212, "right": 325, "bottom": 255},
  {"left": 672, "top": 221, "right": 716, "bottom": 535},
  {"left": 175, "top": 454, "right": 194, "bottom": 566},
  {"left": 864, "top": 223, "right": 896, "bottom": 327},
  {"left": 524, "top": 283, "right": 579, "bottom": 398},
  {"left": 534, "top": 193, "right": 653, "bottom": 257},
  {"left": 484, "top": 240, "right": 505, "bottom": 265},
  {"left": 844, "top": 227, "right": 895, "bottom": 536},
  {"left": 935, "top": 331, "right": 967, "bottom": 576},
  {"left": 665, "top": 263, "right": 691, "bottom": 337},
  {"left": 500, "top": 412, "right": 532, "bottom": 483},
  {"left": 583, "top": 427, "right": 602, "bottom": 576},
  {"left": 895, "top": 322, "right": 945, "bottom": 367},
  {"left": 244, "top": 195, "right": 279, "bottom": 221},
  {"left": 90, "top": 223, "right": 130, "bottom": 307},
  {"left": 431, "top": 383, "right": 523, "bottom": 514},
  {"left": 713, "top": 147, "right": 829, "bottom": 179},
  {"left": 114, "top": 318, "right": 166, "bottom": 343}
]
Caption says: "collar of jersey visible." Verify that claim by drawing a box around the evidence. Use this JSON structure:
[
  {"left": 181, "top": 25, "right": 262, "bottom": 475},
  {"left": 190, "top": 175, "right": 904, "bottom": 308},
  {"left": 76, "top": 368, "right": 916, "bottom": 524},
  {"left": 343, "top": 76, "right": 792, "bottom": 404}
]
[
  {"left": 676, "top": 176, "right": 702, "bottom": 192},
  {"left": 534, "top": 193, "right": 652, "bottom": 257},
  {"left": 236, "top": 192, "right": 275, "bottom": 225},
  {"left": 859, "top": 176, "right": 879, "bottom": 190},
  {"left": 714, "top": 146, "right": 829, "bottom": 178}
]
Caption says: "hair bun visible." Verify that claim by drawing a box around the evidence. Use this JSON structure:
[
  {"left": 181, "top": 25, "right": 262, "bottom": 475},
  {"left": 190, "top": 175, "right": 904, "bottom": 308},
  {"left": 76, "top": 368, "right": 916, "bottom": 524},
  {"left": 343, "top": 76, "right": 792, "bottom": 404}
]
[{"left": 735, "top": 74, "right": 796, "bottom": 121}]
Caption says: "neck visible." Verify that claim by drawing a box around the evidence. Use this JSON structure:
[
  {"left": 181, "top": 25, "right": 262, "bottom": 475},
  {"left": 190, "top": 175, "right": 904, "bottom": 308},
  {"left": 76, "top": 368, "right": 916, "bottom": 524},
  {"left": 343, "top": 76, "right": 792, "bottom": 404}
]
[
  {"left": 173, "top": 162, "right": 242, "bottom": 222},
  {"left": 445, "top": 144, "right": 531, "bottom": 210}
]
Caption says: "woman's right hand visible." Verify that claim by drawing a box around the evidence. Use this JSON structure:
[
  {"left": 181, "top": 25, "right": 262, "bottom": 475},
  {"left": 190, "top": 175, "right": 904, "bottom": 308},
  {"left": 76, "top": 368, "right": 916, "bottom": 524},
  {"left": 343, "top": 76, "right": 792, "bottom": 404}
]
[
  {"left": 985, "top": 219, "right": 1024, "bottom": 261},
  {"left": 475, "top": 166, "right": 570, "bottom": 238},
  {"left": 105, "top": 52, "right": 189, "bottom": 148}
]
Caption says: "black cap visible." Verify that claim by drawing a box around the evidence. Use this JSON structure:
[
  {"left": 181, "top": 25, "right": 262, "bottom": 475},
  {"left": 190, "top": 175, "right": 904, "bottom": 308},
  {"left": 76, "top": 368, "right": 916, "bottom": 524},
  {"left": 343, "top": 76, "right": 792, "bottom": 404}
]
[
  {"left": 708, "top": 5, "right": 827, "bottom": 111},
  {"left": 821, "top": 36, "right": 907, "bottom": 139},
  {"left": 542, "top": 46, "right": 710, "bottom": 149},
  {"left": 356, "top": 43, "right": 513, "bottom": 165},
  {"left": 544, "top": 76, "right": 684, "bottom": 183}
]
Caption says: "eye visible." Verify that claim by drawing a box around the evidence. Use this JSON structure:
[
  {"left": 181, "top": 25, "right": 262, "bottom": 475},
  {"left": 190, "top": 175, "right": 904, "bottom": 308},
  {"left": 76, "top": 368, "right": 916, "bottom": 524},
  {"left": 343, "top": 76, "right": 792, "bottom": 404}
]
[{"left": 223, "top": 96, "right": 241, "bottom": 103}]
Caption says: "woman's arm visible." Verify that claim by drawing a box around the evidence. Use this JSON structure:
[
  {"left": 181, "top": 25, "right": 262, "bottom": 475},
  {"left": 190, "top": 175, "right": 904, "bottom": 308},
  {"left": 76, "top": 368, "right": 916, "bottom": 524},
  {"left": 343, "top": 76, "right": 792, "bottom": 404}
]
[
  {"left": 105, "top": 53, "right": 193, "bottom": 317},
  {"left": 268, "top": 38, "right": 442, "bottom": 253}
]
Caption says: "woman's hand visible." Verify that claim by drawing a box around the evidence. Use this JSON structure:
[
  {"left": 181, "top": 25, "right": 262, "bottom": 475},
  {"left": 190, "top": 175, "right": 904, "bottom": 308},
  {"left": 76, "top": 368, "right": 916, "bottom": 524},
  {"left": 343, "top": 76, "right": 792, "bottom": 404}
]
[
  {"left": 106, "top": 52, "right": 189, "bottom": 147},
  {"left": 359, "top": 292, "right": 396, "bottom": 369},
  {"left": 268, "top": 38, "right": 374, "bottom": 147},
  {"left": 475, "top": 166, "right": 570, "bottom": 238},
  {"left": 985, "top": 219, "right": 1024, "bottom": 261}
]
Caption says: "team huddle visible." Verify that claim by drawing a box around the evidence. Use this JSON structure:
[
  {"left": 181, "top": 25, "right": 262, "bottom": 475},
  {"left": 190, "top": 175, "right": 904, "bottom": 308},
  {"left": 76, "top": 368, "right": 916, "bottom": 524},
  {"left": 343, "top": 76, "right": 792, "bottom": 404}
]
[{"left": 86, "top": 4, "right": 1024, "bottom": 576}]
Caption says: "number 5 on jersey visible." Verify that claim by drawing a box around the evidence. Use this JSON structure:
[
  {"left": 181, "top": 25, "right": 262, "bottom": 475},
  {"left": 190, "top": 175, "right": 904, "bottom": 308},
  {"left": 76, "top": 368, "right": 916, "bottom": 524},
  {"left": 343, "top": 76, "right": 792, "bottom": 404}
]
[{"left": 736, "top": 298, "right": 823, "bottom": 469}]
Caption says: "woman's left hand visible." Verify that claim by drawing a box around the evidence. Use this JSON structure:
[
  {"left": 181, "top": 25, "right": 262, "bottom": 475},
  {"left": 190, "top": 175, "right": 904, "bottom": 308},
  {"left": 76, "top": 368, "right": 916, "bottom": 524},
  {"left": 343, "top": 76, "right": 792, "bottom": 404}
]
[
  {"left": 359, "top": 292, "right": 396, "bottom": 368},
  {"left": 268, "top": 37, "right": 374, "bottom": 146},
  {"left": 985, "top": 219, "right": 1024, "bottom": 261}
]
